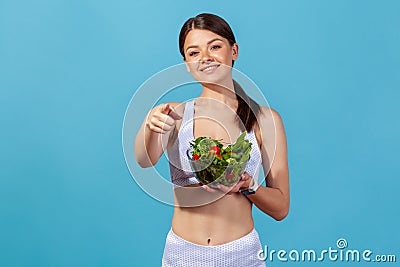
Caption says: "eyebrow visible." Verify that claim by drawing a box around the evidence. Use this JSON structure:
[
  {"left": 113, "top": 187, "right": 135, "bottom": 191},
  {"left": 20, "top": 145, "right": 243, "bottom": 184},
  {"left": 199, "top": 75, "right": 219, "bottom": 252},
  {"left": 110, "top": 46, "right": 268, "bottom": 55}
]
[{"left": 185, "top": 38, "right": 224, "bottom": 52}]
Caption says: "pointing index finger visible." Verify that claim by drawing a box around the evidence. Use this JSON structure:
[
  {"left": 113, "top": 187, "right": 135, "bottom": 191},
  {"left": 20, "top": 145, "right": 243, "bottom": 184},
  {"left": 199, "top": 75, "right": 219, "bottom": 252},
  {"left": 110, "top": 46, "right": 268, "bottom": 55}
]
[{"left": 168, "top": 107, "right": 182, "bottom": 120}]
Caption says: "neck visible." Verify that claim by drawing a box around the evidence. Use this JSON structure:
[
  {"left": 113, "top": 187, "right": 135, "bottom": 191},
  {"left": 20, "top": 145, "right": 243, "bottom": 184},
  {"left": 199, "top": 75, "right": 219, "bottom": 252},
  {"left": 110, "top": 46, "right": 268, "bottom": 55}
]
[{"left": 199, "top": 79, "right": 237, "bottom": 107}]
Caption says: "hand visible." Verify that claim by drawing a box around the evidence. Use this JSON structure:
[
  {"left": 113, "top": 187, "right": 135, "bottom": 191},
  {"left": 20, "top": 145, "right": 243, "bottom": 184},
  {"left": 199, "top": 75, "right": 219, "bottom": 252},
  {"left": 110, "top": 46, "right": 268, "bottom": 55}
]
[
  {"left": 146, "top": 103, "right": 182, "bottom": 134},
  {"left": 201, "top": 172, "right": 254, "bottom": 195}
]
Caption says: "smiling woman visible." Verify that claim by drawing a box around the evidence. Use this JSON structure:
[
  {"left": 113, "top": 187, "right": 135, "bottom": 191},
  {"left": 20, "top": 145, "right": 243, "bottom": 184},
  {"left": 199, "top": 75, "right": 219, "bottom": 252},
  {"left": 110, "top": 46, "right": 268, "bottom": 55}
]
[{"left": 134, "top": 13, "right": 290, "bottom": 267}]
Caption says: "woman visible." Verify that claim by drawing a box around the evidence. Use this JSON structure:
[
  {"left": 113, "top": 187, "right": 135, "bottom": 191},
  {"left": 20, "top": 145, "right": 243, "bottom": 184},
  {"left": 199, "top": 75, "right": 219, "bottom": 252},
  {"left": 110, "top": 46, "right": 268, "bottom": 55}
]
[{"left": 134, "top": 13, "right": 289, "bottom": 267}]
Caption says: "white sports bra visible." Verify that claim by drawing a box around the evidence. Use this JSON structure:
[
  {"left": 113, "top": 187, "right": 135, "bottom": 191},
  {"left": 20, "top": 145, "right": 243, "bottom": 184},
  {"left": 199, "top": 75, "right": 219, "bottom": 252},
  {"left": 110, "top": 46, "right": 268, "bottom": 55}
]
[{"left": 167, "top": 100, "right": 262, "bottom": 187}]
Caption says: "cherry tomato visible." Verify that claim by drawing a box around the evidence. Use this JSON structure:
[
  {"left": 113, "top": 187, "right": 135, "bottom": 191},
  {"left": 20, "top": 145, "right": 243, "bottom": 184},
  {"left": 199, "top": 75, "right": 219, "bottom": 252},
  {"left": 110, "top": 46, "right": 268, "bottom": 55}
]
[{"left": 209, "top": 146, "right": 221, "bottom": 154}]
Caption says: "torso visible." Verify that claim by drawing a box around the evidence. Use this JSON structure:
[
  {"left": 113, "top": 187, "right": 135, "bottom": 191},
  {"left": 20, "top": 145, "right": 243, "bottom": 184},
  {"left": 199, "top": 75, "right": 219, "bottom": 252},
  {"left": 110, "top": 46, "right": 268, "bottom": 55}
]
[
  {"left": 172, "top": 189, "right": 254, "bottom": 246},
  {"left": 167, "top": 99, "right": 262, "bottom": 246}
]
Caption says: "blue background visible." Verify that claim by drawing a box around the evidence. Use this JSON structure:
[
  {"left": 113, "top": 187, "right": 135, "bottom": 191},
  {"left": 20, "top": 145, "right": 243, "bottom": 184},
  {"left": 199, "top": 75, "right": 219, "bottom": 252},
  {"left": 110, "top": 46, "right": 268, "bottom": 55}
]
[{"left": 1, "top": 0, "right": 399, "bottom": 266}]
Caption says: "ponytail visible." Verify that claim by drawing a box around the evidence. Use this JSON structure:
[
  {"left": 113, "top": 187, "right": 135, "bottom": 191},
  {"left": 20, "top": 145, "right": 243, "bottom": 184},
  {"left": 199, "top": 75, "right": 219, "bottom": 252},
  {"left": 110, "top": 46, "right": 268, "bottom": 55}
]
[{"left": 233, "top": 80, "right": 261, "bottom": 132}]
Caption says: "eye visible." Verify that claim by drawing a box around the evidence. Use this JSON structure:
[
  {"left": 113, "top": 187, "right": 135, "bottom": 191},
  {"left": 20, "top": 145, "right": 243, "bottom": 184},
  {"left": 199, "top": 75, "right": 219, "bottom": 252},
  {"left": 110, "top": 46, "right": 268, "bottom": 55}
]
[
  {"left": 189, "top": 51, "right": 199, "bottom": 57},
  {"left": 211, "top": 45, "right": 221, "bottom": 50}
]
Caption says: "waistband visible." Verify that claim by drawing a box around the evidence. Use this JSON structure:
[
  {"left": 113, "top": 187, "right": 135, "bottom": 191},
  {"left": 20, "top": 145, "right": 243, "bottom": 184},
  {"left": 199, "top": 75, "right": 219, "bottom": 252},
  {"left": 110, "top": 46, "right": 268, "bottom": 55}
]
[
  {"left": 163, "top": 227, "right": 266, "bottom": 267},
  {"left": 169, "top": 227, "right": 259, "bottom": 248}
]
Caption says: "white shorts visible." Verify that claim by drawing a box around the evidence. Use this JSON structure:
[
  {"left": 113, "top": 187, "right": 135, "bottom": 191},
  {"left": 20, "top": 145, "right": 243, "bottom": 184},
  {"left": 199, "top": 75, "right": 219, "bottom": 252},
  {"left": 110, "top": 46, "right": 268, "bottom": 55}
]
[{"left": 162, "top": 228, "right": 266, "bottom": 267}]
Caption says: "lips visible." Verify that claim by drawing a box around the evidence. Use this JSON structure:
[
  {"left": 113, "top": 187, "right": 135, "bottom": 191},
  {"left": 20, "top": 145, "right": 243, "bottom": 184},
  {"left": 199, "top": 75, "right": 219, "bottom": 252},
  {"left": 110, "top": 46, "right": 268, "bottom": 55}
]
[{"left": 199, "top": 64, "right": 220, "bottom": 73}]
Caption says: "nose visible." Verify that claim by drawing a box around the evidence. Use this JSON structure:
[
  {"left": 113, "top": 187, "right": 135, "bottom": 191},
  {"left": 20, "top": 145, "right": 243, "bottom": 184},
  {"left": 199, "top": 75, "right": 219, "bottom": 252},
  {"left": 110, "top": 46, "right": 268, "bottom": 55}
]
[{"left": 200, "top": 50, "right": 213, "bottom": 63}]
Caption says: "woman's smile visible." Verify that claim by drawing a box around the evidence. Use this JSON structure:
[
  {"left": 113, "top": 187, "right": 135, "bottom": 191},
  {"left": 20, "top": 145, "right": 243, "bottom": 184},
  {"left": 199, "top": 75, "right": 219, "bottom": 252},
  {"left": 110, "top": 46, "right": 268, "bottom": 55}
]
[{"left": 200, "top": 64, "right": 220, "bottom": 74}]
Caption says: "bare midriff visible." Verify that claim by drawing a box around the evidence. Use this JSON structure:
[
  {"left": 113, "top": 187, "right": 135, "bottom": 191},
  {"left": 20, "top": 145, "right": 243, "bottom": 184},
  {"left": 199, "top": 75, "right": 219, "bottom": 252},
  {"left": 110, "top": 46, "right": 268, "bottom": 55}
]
[{"left": 171, "top": 184, "right": 254, "bottom": 246}]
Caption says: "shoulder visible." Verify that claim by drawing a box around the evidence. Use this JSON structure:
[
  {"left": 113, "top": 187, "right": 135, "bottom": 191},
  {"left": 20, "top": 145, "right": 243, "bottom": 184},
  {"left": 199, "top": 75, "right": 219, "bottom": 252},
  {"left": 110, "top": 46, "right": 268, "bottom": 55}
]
[
  {"left": 258, "top": 106, "right": 284, "bottom": 128},
  {"left": 260, "top": 106, "right": 282, "bottom": 119},
  {"left": 254, "top": 106, "right": 286, "bottom": 145}
]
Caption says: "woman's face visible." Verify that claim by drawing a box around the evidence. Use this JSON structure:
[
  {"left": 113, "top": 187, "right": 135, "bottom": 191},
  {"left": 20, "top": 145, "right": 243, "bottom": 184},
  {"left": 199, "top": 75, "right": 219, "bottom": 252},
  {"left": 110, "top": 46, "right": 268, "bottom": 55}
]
[{"left": 183, "top": 29, "right": 238, "bottom": 85}]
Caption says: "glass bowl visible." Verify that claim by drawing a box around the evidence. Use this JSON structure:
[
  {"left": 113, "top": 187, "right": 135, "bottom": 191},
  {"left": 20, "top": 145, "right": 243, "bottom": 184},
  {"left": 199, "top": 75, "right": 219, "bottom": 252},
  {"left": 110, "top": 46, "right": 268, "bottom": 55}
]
[{"left": 186, "top": 147, "right": 249, "bottom": 188}]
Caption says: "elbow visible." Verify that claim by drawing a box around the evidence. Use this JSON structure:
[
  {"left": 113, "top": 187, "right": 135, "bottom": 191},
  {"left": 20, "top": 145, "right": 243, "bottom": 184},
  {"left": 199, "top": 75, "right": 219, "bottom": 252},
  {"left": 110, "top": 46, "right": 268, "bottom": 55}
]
[
  {"left": 137, "top": 161, "right": 153, "bottom": 169},
  {"left": 135, "top": 151, "right": 157, "bottom": 168},
  {"left": 272, "top": 202, "right": 290, "bottom": 221},
  {"left": 273, "top": 209, "right": 289, "bottom": 221},
  {"left": 136, "top": 157, "right": 158, "bottom": 168}
]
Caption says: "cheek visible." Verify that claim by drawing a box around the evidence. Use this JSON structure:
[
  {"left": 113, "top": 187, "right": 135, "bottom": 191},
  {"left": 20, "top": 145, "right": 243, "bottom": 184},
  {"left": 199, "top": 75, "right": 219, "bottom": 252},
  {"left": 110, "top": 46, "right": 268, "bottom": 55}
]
[
  {"left": 215, "top": 50, "right": 233, "bottom": 64},
  {"left": 217, "top": 57, "right": 232, "bottom": 68},
  {"left": 185, "top": 61, "right": 200, "bottom": 73}
]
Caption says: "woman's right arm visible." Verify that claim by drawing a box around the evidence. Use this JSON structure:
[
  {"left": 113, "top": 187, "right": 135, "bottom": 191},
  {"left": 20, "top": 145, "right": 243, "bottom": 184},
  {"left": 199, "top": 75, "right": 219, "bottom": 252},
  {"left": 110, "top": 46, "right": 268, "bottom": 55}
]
[{"left": 134, "top": 103, "right": 182, "bottom": 168}]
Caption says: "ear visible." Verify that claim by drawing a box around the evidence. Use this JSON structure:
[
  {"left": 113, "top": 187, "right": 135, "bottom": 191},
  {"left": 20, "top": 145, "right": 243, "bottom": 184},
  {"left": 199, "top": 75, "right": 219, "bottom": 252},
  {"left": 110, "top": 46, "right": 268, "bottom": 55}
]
[{"left": 232, "top": 43, "right": 239, "bottom": 61}]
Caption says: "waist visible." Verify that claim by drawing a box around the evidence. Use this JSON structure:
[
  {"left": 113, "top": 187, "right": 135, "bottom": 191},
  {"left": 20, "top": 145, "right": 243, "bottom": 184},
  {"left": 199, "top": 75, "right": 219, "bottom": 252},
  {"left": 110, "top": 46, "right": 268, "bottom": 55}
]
[{"left": 172, "top": 191, "right": 254, "bottom": 245}]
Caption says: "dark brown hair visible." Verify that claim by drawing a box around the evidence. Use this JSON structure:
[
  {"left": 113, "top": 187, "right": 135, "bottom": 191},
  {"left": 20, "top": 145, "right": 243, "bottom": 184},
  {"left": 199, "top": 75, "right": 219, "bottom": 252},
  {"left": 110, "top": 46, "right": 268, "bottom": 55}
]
[{"left": 179, "top": 13, "right": 261, "bottom": 132}]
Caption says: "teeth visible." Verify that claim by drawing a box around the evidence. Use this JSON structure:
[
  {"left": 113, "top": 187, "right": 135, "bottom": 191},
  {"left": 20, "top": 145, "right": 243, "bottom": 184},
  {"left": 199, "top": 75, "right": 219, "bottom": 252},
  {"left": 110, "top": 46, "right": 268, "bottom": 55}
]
[{"left": 202, "top": 65, "right": 218, "bottom": 72}]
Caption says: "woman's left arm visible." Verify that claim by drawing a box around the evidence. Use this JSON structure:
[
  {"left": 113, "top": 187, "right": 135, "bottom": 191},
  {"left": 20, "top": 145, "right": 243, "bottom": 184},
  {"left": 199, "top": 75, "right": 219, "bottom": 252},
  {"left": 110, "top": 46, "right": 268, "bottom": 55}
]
[{"left": 247, "top": 107, "right": 290, "bottom": 221}]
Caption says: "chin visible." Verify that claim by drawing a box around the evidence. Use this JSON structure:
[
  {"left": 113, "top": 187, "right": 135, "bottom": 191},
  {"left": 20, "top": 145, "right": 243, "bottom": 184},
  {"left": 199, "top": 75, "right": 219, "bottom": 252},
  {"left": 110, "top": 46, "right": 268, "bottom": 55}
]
[{"left": 195, "top": 70, "right": 232, "bottom": 88}]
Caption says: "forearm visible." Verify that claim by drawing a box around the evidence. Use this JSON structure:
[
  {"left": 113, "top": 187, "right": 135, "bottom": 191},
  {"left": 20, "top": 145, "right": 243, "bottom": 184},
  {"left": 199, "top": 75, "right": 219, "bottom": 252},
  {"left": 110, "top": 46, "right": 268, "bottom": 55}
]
[
  {"left": 134, "top": 123, "right": 168, "bottom": 168},
  {"left": 247, "top": 184, "right": 289, "bottom": 221}
]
